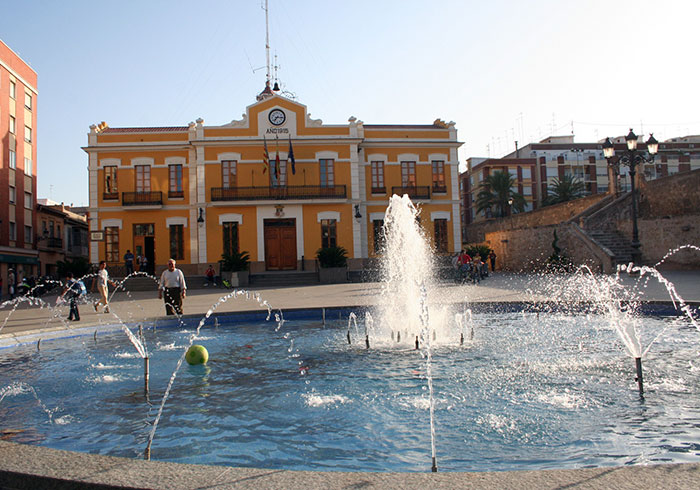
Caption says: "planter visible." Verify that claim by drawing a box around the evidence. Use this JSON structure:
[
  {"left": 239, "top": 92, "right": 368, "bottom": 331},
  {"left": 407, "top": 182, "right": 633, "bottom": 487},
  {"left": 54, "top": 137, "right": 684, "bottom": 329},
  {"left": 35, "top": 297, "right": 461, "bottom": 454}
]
[
  {"left": 221, "top": 270, "right": 249, "bottom": 288},
  {"left": 318, "top": 266, "right": 348, "bottom": 284}
]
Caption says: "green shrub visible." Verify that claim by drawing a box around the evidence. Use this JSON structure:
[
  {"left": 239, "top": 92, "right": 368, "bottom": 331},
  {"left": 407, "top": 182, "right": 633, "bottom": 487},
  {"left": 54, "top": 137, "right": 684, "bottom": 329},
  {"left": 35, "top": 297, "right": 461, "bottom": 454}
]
[
  {"left": 465, "top": 245, "right": 492, "bottom": 260},
  {"left": 220, "top": 251, "right": 250, "bottom": 272},
  {"left": 316, "top": 246, "right": 348, "bottom": 268}
]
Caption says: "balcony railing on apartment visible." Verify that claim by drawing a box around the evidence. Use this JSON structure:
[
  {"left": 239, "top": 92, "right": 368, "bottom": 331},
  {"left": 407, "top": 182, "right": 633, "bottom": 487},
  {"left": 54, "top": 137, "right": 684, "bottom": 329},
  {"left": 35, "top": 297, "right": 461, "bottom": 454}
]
[
  {"left": 211, "top": 185, "right": 347, "bottom": 202},
  {"left": 391, "top": 186, "right": 431, "bottom": 199},
  {"left": 40, "top": 236, "right": 63, "bottom": 249},
  {"left": 122, "top": 191, "right": 163, "bottom": 206},
  {"left": 432, "top": 185, "right": 447, "bottom": 194},
  {"left": 103, "top": 192, "right": 119, "bottom": 201},
  {"left": 168, "top": 190, "right": 185, "bottom": 199}
]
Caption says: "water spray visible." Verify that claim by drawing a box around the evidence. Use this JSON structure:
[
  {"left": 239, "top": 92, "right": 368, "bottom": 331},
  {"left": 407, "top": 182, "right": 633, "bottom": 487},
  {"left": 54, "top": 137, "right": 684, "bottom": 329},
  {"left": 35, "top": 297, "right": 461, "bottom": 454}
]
[
  {"left": 144, "top": 356, "right": 150, "bottom": 395},
  {"left": 322, "top": 308, "right": 326, "bottom": 327}
]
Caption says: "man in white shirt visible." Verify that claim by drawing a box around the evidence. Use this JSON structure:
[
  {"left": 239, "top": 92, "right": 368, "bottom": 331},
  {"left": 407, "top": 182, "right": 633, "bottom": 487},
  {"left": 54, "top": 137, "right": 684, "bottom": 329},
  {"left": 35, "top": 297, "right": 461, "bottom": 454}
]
[
  {"left": 158, "top": 259, "right": 187, "bottom": 315},
  {"left": 92, "top": 261, "right": 116, "bottom": 314}
]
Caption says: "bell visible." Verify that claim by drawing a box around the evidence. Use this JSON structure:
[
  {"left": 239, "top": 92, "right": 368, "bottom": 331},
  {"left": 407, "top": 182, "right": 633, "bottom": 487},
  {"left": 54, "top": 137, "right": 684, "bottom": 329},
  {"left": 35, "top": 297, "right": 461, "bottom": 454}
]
[{"left": 272, "top": 81, "right": 280, "bottom": 91}]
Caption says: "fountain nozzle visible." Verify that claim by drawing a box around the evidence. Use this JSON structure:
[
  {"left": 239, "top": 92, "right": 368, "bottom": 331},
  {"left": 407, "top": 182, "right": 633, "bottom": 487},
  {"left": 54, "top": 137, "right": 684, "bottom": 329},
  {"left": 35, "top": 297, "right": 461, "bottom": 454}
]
[
  {"left": 635, "top": 357, "right": 644, "bottom": 395},
  {"left": 365, "top": 334, "right": 370, "bottom": 349},
  {"left": 460, "top": 333, "right": 464, "bottom": 345},
  {"left": 415, "top": 336, "right": 419, "bottom": 350},
  {"left": 347, "top": 330, "right": 351, "bottom": 345}
]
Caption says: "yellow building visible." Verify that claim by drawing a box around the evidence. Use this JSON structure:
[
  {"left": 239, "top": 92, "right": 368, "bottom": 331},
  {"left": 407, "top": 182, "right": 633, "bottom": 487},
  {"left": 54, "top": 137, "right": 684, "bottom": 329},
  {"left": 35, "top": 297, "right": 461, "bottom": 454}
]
[{"left": 84, "top": 91, "right": 462, "bottom": 276}]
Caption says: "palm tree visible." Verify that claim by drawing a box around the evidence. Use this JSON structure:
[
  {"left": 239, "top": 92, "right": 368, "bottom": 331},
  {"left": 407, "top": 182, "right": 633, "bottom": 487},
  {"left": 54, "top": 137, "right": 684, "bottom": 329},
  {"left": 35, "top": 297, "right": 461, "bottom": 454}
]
[
  {"left": 475, "top": 170, "right": 526, "bottom": 218},
  {"left": 543, "top": 174, "right": 585, "bottom": 205}
]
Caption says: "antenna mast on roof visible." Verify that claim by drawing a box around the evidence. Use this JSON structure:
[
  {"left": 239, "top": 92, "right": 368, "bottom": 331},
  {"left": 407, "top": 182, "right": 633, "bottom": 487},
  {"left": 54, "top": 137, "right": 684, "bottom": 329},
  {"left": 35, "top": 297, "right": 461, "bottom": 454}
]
[{"left": 264, "top": 0, "right": 271, "bottom": 86}]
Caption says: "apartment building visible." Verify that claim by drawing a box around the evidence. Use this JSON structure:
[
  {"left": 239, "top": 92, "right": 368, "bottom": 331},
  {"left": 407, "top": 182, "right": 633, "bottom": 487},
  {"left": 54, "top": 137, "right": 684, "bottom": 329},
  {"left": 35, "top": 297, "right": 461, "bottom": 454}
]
[
  {"left": 84, "top": 88, "right": 462, "bottom": 275},
  {"left": 463, "top": 134, "right": 700, "bottom": 226},
  {"left": 0, "top": 39, "right": 38, "bottom": 295}
]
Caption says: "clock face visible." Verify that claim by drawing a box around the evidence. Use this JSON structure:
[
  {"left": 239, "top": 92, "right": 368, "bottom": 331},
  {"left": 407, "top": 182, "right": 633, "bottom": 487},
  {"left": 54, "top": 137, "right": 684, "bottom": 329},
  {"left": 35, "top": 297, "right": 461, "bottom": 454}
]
[{"left": 268, "top": 109, "right": 286, "bottom": 126}]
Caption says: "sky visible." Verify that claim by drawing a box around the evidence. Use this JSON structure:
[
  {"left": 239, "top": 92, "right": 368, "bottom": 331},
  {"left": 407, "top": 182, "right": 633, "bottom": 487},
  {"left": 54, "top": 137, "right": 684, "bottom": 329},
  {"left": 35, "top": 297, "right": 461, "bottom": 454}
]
[{"left": 3, "top": 0, "right": 700, "bottom": 206}]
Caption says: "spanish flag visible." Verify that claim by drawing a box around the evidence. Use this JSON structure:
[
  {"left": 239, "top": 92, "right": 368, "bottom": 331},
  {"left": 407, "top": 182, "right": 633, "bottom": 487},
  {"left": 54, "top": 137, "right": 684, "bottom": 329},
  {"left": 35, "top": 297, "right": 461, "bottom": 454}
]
[{"left": 262, "top": 136, "right": 270, "bottom": 174}]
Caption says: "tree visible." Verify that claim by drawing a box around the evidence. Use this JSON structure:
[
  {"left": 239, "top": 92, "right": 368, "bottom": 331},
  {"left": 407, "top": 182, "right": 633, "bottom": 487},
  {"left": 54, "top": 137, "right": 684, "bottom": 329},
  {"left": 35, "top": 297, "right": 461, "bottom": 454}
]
[
  {"left": 543, "top": 174, "right": 585, "bottom": 206},
  {"left": 475, "top": 170, "right": 526, "bottom": 218}
]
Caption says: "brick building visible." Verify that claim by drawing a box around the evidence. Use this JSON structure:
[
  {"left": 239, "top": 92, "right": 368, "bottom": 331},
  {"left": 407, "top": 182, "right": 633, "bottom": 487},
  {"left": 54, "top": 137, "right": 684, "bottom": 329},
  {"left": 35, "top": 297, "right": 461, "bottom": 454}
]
[{"left": 0, "top": 39, "right": 38, "bottom": 296}]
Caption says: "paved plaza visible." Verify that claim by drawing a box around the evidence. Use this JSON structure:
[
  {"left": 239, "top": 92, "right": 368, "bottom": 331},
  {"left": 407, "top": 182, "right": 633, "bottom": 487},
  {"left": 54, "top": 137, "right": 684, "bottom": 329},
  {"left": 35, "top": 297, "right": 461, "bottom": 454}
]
[{"left": 1, "top": 271, "right": 699, "bottom": 488}]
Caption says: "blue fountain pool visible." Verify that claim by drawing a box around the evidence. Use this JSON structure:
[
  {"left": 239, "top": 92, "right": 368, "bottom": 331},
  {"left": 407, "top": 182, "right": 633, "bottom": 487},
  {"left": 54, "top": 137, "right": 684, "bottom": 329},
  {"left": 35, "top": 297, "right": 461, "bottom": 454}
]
[{"left": 0, "top": 310, "right": 699, "bottom": 472}]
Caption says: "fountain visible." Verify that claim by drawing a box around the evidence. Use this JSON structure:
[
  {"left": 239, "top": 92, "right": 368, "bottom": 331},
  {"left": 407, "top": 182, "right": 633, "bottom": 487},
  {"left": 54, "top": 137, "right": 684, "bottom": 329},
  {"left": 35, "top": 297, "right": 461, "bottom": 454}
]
[{"left": 0, "top": 195, "right": 699, "bottom": 478}]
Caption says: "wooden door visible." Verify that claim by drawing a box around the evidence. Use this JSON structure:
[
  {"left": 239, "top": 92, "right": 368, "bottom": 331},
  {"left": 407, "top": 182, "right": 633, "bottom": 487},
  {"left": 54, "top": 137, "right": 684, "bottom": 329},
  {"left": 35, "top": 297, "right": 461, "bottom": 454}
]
[{"left": 264, "top": 219, "right": 297, "bottom": 271}]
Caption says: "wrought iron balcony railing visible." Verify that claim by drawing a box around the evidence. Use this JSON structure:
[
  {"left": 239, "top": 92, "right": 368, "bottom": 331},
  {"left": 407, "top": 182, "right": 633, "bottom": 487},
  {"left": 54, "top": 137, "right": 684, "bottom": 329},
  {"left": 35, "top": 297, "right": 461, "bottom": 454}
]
[
  {"left": 371, "top": 186, "right": 386, "bottom": 194},
  {"left": 41, "top": 236, "right": 63, "bottom": 249},
  {"left": 432, "top": 185, "right": 447, "bottom": 194},
  {"left": 211, "top": 185, "right": 347, "bottom": 202},
  {"left": 168, "top": 190, "right": 185, "bottom": 199},
  {"left": 103, "top": 192, "right": 119, "bottom": 201},
  {"left": 122, "top": 191, "right": 163, "bottom": 206},
  {"left": 391, "top": 186, "right": 431, "bottom": 199}
]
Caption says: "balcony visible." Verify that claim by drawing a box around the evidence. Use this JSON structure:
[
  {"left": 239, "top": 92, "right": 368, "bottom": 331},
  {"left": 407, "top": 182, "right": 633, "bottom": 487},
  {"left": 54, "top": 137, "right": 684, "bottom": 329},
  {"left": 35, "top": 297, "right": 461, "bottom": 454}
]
[
  {"left": 168, "top": 190, "right": 185, "bottom": 199},
  {"left": 371, "top": 186, "right": 386, "bottom": 195},
  {"left": 391, "top": 186, "right": 431, "bottom": 199},
  {"left": 432, "top": 185, "right": 447, "bottom": 194},
  {"left": 211, "top": 185, "right": 347, "bottom": 202},
  {"left": 103, "top": 192, "right": 119, "bottom": 201},
  {"left": 40, "top": 236, "right": 63, "bottom": 249},
  {"left": 122, "top": 191, "right": 163, "bottom": 206}
]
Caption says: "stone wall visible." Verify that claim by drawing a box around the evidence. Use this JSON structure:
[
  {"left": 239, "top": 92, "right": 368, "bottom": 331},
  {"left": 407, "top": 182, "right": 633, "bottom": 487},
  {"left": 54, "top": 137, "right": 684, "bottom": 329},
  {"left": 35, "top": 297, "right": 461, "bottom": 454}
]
[
  {"left": 465, "top": 193, "right": 608, "bottom": 244},
  {"left": 639, "top": 168, "right": 700, "bottom": 218},
  {"left": 482, "top": 224, "right": 611, "bottom": 272}
]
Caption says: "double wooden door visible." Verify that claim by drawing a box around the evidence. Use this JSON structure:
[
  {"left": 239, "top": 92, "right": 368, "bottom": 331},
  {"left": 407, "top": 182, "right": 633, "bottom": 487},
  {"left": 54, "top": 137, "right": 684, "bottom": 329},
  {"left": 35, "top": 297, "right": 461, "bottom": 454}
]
[{"left": 264, "top": 219, "right": 297, "bottom": 270}]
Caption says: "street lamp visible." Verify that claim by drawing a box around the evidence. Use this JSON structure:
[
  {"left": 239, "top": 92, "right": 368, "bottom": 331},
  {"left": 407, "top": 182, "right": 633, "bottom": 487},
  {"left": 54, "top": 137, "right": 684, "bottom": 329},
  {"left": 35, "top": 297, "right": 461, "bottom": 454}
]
[{"left": 602, "top": 129, "right": 659, "bottom": 265}]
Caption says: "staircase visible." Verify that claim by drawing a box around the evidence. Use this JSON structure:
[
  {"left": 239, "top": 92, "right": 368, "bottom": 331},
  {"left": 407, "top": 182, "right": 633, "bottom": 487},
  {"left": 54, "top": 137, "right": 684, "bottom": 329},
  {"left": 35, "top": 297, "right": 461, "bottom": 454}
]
[
  {"left": 586, "top": 230, "right": 635, "bottom": 265},
  {"left": 249, "top": 270, "right": 320, "bottom": 287}
]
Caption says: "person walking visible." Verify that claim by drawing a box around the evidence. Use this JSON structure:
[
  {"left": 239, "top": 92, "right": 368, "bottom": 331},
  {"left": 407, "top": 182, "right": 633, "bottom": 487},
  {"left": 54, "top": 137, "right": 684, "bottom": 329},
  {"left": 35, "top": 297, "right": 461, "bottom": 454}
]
[
  {"left": 158, "top": 259, "right": 187, "bottom": 315},
  {"left": 489, "top": 250, "right": 497, "bottom": 272},
  {"left": 8, "top": 269, "right": 16, "bottom": 299},
  {"left": 92, "top": 261, "right": 116, "bottom": 314},
  {"left": 61, "top": 272, "right": 81, "bottom": 321},
  {"left": 124, "top": 250, "right": 135, "bottom": 275}
]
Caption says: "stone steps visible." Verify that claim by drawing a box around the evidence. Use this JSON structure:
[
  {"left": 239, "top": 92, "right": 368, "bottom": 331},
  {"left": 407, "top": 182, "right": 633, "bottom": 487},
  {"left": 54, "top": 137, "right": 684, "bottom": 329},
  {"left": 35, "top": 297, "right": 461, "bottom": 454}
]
[{"left": 587, "top": 230, "right": 635, "bottom": 264}]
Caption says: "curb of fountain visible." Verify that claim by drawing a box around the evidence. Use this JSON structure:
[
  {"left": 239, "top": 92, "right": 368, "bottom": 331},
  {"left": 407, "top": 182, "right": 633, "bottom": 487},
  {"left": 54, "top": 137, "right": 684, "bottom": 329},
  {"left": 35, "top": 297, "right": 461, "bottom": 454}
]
[
  {"left": 1, "top": 302, "right": 695, "bottom": 350},
  {"left": 0, "top": 440, "right": 699, "bottom": 490}
]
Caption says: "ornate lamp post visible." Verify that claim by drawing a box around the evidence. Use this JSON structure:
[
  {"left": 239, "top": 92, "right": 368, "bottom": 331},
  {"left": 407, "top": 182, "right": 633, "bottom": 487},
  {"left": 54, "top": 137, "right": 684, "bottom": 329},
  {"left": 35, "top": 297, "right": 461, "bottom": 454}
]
[{"left": 602, "top": 129, "right": 659, "bottom": 265}]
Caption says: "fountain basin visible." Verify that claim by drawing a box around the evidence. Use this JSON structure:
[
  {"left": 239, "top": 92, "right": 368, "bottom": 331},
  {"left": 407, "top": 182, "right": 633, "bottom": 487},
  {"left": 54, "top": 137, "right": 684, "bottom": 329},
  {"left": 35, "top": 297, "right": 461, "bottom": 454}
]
[{"left": 1, "top": 307, "right": 698, "bottom": 473}]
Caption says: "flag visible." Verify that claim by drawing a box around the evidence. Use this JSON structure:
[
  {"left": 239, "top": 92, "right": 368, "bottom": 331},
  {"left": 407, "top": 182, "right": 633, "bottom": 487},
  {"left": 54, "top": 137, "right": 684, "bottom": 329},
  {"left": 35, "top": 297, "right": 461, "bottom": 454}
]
[
  {"left": 275, "top": 136, "right": 281, "bottom": 180},
  {"left": 262, "top": 136, "right": 270, "bottom": 174},
  {"left": 275, "top": 151, "right": 281, "bottom": 180},
  {"left": 288, "top": 136, "right": 296, "bottom": 175}
]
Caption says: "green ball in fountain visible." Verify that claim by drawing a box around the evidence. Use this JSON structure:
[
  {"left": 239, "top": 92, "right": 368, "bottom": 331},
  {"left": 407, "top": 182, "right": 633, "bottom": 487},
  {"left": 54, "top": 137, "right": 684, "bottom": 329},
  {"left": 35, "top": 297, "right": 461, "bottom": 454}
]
[{"left": 185, "top": 345, "right": 209, "bottom": 365}]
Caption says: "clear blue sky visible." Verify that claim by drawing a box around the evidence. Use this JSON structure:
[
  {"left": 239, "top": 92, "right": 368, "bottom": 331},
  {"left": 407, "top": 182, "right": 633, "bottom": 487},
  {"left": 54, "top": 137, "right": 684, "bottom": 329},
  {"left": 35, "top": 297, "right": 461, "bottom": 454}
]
[{"left": 3, "top": 0, "right": 699, "bottom": 206}]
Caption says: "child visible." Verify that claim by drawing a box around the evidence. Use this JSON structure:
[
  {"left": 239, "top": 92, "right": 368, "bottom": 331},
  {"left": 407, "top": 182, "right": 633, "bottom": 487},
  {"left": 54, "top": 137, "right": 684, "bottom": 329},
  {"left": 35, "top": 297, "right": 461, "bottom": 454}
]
[{"left": 62, "top": 272, "right": 81, "bottom": 321}]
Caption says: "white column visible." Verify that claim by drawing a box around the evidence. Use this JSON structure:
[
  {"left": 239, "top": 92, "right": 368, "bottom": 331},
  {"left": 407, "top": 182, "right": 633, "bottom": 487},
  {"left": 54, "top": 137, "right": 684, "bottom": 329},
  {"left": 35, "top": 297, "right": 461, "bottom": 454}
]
[{"left": 88, "top": 149, "right": 100, "bottom": 263}]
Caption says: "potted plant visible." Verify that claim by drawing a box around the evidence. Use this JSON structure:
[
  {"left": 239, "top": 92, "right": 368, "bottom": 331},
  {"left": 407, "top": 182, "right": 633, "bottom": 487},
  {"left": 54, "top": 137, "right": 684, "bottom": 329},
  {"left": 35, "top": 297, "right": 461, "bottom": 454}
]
[
  {"left": 220, "top": 250, "right": 250, "bottom": 287},
  {"left": 316, "top": 246, "right": 348, "bottom": 284}
]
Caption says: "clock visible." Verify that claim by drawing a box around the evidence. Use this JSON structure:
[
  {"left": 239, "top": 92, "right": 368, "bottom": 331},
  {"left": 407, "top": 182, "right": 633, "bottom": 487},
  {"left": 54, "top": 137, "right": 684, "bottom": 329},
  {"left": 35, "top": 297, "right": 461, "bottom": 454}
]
[{"left": 268, "top": 109, "right": 286, "bottom": 126}]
